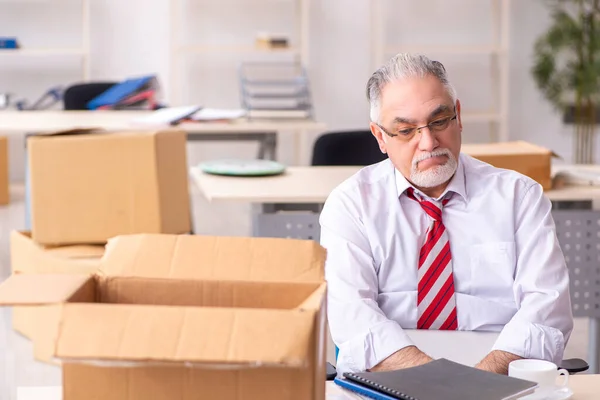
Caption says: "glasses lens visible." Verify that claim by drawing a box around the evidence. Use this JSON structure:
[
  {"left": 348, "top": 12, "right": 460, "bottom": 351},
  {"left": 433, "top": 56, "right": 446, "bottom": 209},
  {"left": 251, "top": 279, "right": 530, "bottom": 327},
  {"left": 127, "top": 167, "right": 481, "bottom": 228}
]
[{"left": 430, "top": 117, "right": 452, "bottom": 131}]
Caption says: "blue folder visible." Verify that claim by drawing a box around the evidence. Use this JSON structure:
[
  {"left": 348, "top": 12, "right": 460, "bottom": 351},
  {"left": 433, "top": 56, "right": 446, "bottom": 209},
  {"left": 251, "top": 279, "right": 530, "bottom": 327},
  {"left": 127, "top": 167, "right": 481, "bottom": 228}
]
[
  {"left": 87, "top": 75, "right": 155, "bottom": 110},
  {"left": 0, "top": 37, "right": 18, "bottom": 49},
  {"left": 334, "top": 377, "right": 397, "bottom": 400}
]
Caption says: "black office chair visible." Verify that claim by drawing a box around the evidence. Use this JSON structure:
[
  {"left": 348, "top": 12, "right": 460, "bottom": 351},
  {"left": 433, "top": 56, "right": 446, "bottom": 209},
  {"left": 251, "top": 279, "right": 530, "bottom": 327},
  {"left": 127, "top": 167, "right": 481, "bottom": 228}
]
[
  {"left": 63, "top": 82, "right": 117, "bottom": 110},
  {"left": 311, "top": 130, "right": 388, "bottom": 166}
]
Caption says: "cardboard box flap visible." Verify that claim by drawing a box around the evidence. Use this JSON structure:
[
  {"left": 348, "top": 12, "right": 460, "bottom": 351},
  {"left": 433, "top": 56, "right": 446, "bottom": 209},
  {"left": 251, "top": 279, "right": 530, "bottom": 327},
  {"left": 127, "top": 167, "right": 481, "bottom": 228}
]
[
  {"left": 55, "top": 303, "right": 316, "bottom": 366},
  {"left": 100, "top": 234, "right": 326, "bottom": 283},
  {"left": 27, "top": 128, "right": 103, "bottom": 138},
  {"left": 0, "top": 274, "right": 93, "bottom": 305}
]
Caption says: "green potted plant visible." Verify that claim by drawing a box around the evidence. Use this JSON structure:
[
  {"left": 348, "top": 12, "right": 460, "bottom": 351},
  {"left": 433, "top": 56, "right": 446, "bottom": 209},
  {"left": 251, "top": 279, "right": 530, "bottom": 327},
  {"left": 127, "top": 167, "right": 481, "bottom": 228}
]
[{"left": 531, "top": 0, "right": 600, "bottom": 164}]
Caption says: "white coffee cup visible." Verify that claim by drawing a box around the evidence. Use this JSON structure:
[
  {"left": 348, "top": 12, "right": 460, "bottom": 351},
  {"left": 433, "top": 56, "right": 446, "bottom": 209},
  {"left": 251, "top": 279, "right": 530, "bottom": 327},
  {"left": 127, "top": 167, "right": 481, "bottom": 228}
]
[{"left": 508, "top": 359, "right": 569, "bottom": 393}]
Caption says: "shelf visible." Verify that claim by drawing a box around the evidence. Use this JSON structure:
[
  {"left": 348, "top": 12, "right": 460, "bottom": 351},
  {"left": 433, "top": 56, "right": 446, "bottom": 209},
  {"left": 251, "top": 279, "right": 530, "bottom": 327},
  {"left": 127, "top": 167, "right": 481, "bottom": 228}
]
[
  {"left": 0, "top": 48, "right": 87, "bottom": 56},
  {"left": 384, "top": 45, "right": 505, "bottom": 56},
  {"left": 177, "top": 45, "right": 300, "bottom": 54}
]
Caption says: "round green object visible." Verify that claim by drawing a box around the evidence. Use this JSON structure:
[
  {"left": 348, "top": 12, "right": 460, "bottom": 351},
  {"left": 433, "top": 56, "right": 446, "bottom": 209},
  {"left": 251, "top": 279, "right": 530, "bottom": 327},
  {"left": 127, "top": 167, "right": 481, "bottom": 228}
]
[{"left": 198, "top": 159, "right": 286, "bottom": 176}]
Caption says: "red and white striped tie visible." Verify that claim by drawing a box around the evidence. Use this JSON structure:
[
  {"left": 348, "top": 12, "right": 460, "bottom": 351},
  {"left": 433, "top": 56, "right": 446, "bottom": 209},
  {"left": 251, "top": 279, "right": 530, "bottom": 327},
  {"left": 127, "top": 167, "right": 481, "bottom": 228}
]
[{"left": 407, "top": 188, "right": 458, "bottom": 330}]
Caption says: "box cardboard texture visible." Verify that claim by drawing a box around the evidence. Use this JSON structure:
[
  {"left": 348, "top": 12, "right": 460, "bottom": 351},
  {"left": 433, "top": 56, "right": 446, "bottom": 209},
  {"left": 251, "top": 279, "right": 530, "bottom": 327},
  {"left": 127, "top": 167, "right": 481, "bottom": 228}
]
[
  {"left": 0, "top": 234, "right": 328, "bottom": 400},
  {"left": 0, "top": 135, "right": 9, "bottom": 205},
  {"left": 462, "top": 140, "right": 555, "bottom": 190},
  {"left": 10, "top": 231, "right": 104, "bottom": 345},
  {"left": 27, "top": 129, "right": 191, "bottom": 245}
]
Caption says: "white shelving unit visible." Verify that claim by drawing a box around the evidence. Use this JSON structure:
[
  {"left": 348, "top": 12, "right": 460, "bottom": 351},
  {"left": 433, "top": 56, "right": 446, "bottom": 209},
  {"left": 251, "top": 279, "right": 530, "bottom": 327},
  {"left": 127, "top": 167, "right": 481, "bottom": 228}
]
[
  {"left": 168, "top": 0, "right": 310, "bottom": 106},
  {"left": 370, "top": 0, "right": 511, "bottom": 143},
  {"left": 0, "top": 0, "right": 91, "bottom": 81}
]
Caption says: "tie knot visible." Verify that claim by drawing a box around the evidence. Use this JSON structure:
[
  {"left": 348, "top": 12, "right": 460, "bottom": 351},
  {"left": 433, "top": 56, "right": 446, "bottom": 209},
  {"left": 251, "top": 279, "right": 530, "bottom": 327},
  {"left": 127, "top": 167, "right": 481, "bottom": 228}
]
[{"left": 406, "top": 187, "right": 448, "bottom": 222}]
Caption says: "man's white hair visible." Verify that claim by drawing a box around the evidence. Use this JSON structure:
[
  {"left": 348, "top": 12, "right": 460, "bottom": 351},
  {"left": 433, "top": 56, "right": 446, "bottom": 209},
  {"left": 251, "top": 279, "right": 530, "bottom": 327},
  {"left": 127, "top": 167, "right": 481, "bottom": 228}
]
[{"left": 366, "top": 53, "right": 458, "bottom": 123}]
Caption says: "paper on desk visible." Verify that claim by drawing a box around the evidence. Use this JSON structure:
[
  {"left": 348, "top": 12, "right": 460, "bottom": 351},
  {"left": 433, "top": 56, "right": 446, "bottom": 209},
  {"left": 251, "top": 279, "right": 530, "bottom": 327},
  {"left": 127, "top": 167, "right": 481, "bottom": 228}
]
[
  {"left": 190, "top": 108, "right": 247, "bottom": 121},
  {"left": 130, "top": 105, "right": 202, "bottom": 126}
]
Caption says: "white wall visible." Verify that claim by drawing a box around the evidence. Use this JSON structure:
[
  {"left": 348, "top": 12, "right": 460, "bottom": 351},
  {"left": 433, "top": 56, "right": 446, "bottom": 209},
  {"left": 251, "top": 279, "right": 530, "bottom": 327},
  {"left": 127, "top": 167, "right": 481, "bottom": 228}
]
[{"left": 0, "top": 0, "right": 590, "bottom": 181}]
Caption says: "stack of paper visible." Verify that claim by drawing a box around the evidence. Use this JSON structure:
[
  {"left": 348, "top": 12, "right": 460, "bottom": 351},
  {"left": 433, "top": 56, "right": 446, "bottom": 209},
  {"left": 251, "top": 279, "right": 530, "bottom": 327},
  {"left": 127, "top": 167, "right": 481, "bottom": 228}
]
[{"left": 130, "top": 105, "right": 202, "bottom": 126}]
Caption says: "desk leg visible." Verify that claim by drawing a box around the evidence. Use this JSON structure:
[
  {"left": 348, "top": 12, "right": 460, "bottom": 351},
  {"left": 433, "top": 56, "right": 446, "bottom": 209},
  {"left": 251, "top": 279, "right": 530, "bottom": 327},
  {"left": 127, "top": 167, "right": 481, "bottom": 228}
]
[
  {"left": 257, "top": 140, "right": 266, "bottom": 159},
  {"left": 266, "top": 133, "right": 277, "bottom": 161},
  {"left": 590, "top": 318, "right": 599, "bottom": 373},
  {"left": 294, "top": 130, "right": 302, "bottom": 165},
  {"left": 184, "top": 132, "right": 276, "bottom": 161},
  {"left": 256, "top": 133, "right": 277, "bottom": 160}
]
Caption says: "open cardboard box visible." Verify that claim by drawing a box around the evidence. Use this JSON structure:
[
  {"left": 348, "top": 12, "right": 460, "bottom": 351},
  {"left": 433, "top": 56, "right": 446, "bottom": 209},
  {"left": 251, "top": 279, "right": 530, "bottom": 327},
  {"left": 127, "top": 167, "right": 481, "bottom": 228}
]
[
  {"left": 0, "top": 234, "right": 328, "bottom": 400},
  {"left": 10, "top": 231, "right": 105, "bottom": 344}
]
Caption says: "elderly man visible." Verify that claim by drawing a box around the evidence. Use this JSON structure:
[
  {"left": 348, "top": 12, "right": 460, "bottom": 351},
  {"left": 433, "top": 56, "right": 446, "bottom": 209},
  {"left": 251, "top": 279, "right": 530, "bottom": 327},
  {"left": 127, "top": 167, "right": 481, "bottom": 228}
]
[{"left": 320, "top": 53, "right": 573, "bottom": 376}]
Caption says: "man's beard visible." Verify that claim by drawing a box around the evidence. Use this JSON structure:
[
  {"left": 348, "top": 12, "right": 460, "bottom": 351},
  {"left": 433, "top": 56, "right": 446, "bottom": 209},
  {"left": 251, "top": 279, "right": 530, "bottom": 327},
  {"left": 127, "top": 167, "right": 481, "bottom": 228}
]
[{"left": 410, "top": 149, "right": 458, "bottom": 188}]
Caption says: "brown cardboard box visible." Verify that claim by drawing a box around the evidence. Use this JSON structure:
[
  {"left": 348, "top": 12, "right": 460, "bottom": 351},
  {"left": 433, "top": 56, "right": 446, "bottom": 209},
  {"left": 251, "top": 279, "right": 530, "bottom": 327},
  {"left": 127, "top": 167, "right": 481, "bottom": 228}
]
[
  {"left": 10, "top": 231, "right": 104, "bottom": 348},
  {"left": 462, "top": 141, "right": 555, "bottom": 190},
  {"left": 28, "top": 129, "right": 191, "bottom": 245},
  {"left": 0, "top": 234, "right": 327, "bottom": 400},
  {"left": 0, "top": 135, "right": 9, "bottom": 205}
]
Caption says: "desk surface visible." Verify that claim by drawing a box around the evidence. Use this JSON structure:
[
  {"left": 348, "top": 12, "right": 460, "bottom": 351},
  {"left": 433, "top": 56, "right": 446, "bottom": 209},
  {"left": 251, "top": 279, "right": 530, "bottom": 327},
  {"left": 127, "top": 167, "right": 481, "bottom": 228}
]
[
  {"left": 15, "top": 376, "right": 600, "bottom": 400},
  {"left": 191, "top": 165, "right": 600, "bottom": 204},
  {"left": 0, "top": 110, "right": 326, "bottom": 134},
  {"left": 190, "top": 166, "right": 361, "bottom": 203}
]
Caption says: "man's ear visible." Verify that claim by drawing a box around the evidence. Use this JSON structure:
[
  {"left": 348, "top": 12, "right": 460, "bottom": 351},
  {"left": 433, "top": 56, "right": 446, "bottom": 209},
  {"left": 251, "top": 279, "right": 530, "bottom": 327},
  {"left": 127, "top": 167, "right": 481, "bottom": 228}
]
[
  {"left": 370, "top": 122, "right": 387, "bottom": 154},
  {"left": 455, "top": 99, "right": 463, "bottom": 130}
]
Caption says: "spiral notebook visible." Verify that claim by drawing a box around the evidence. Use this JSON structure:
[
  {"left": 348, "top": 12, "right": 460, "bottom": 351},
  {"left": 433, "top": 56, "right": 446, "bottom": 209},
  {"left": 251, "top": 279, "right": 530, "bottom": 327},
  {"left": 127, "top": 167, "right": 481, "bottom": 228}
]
[{"left": 337, "top": 358, "right": 538, "bottom": 400}]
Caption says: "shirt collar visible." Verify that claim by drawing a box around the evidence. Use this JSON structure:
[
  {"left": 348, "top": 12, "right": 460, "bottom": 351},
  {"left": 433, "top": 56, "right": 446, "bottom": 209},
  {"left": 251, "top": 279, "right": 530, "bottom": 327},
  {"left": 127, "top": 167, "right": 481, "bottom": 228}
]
[{"left": 394, "top": 156, "right": 468, "bottom": 203}]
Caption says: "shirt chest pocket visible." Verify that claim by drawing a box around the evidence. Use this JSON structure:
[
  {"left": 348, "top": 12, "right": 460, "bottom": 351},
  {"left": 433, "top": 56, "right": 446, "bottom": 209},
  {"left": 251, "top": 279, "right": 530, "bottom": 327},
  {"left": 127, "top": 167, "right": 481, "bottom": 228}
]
[{"left": 469, "top": 242, "right": 516, "bottom": 298}]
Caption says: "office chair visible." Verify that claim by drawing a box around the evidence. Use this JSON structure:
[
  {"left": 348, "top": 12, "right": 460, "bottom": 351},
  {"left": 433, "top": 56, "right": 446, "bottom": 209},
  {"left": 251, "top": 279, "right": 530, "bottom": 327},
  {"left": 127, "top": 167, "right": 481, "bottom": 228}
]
[
  {"left": 311, "top": 130, "right": 388, "bottom": 166},
  {"left": 63, "top": 82, "right": 117, "bottom": 110}
]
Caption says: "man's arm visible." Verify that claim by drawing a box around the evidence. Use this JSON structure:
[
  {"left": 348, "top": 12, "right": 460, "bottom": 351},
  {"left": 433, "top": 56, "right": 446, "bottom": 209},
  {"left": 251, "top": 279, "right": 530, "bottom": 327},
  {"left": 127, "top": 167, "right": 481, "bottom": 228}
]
[
  {"left": 475, "top": 350, "right": 522, "bottom": 375},
  {"left": 487, "top": 182, "right": 573, "bottom": 368},
  {"left": 321, "top": 187, "right": 430, "bottom": 374},
  {"left": 369, "top": 346, "right": 433, "bottom": 372}
]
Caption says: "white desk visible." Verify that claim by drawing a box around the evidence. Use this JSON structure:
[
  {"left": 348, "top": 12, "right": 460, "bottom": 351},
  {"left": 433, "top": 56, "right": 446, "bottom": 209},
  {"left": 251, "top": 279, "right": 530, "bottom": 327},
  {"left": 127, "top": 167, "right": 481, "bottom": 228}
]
[
  {"left": 190, "top": 166, "right": 359, "bottom": 203},
  {"left": 191, "top": 164, "right": 600, "bottom": 204},
  {"left": 15, "top": 376, "right": 600, "bottom": 400},
  {"left": 0, "top": 110, "right": 327, "bottom": 161}
]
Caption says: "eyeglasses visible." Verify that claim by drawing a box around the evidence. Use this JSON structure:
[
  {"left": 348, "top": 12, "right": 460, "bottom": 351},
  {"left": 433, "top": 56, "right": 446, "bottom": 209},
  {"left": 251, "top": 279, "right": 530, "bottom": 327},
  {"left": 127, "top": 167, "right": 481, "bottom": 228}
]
[{"left": 376, "top": 109, "right": 457, "bottom": 140}]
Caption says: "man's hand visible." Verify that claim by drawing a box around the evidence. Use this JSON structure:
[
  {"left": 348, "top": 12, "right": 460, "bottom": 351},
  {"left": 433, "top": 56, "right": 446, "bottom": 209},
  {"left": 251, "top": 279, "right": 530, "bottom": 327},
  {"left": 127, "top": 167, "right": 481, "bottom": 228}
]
[
  {"left": 368, "top": 346, "right": 433, "bottom": 372},
  {"left": 475, "top": 350, "right": 523, "bottom": 375}
]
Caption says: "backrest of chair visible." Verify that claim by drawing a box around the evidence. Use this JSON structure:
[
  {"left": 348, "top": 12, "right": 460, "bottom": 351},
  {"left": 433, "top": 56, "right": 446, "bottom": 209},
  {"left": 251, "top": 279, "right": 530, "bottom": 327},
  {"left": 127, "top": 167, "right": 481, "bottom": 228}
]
[
  {"left": 552, "top": 209, "right": 600, "bottom": 318},
  {"left": 311, "top": 130, "right": 388, "bottom": 166},
  {"left": 63, "top": 82, "right": 117, "bottom": 110}
]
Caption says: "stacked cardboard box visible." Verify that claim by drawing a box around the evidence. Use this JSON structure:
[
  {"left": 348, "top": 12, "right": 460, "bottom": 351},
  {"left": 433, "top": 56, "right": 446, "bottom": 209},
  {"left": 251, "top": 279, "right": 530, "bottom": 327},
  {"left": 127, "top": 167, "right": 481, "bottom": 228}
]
[
  {"left": 27, "top": 128, "right": 192, "bottom": 245},
  {"left": 462, "top": 141, "right": 556, "bottom": 190},
  {"left": 0, "top": 234, "right": 328, "bottom": 400},
  {"left": 12, "top": 128, "right": 193, "bottom": 346}
]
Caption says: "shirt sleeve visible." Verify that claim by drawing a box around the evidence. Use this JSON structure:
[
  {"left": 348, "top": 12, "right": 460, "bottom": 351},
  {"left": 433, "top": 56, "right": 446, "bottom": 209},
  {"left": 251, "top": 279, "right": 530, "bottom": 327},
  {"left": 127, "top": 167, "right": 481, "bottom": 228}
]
[
  {"left": 320, "top": 185, "right": 414, "bottom": 374},
  {"left": 492, "top": 181, "right": 574, "bottom": 365}
]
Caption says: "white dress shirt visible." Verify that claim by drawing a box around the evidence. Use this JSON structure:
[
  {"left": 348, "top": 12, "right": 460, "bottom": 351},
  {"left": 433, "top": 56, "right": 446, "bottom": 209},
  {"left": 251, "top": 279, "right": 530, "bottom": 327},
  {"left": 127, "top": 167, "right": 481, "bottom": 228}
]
[{"left": 320, "top": 153, "right": 573, "bottom": 374}]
